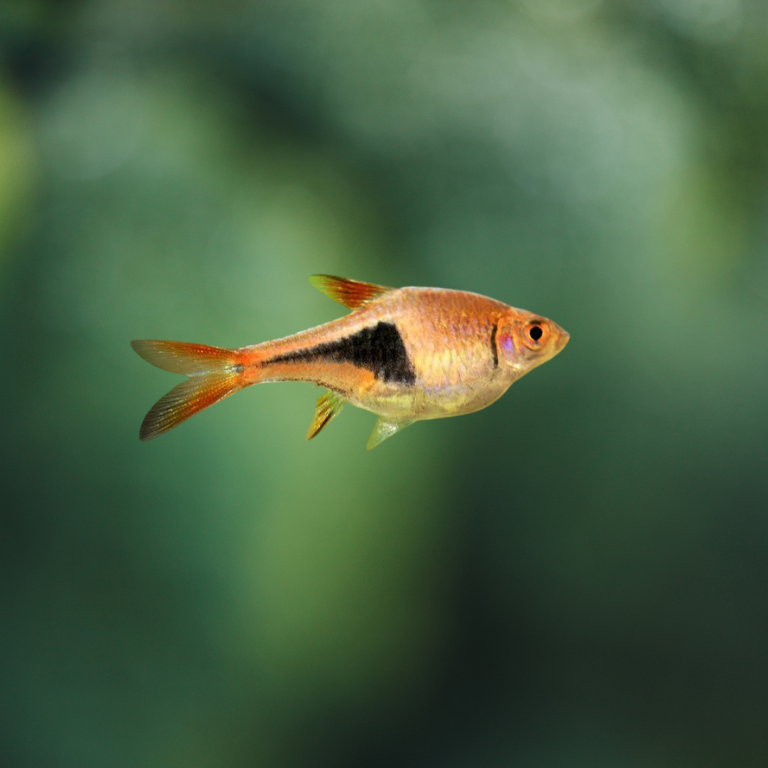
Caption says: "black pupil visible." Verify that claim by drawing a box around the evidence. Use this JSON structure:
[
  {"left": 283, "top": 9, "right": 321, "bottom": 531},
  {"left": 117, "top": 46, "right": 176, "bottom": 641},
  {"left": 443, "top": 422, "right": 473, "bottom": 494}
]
[{"left": 529, "top": 325, "right": 543, "bottom": 341}]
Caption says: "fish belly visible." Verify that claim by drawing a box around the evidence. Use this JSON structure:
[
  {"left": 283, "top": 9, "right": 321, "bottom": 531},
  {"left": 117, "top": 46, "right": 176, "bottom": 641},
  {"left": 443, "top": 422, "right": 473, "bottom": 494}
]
[{"left": 354, "top": 376, "right": 512, "bottom": 422}]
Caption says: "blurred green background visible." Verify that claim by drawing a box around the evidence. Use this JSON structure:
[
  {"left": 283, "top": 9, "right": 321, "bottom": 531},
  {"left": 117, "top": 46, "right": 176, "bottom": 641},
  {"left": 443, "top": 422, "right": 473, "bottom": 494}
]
[{"left": 2, "top": 1, "right": 768, "bottom": 766}]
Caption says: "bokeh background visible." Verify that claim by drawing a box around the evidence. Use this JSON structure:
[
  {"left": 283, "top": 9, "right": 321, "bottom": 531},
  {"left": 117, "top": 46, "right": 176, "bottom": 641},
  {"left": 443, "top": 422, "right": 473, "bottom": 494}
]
[{"left": 2, "top": 1, "right": 768, "bottom": 766}]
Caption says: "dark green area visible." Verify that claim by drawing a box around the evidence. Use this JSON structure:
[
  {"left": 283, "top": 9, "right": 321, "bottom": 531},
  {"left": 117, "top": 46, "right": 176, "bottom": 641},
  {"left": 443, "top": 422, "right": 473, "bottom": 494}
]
[{"left": 1, "top": 1, "right": 767, "bottom": 766}]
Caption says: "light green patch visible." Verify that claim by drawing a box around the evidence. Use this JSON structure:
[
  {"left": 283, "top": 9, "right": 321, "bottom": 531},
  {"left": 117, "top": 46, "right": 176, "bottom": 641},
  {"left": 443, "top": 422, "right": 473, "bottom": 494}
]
[
  {"left": 0, "top": 79, "right": 37, "bottom": 269},
  {"left": 655, "top": 163, "right": 747, "bottom": 298}
]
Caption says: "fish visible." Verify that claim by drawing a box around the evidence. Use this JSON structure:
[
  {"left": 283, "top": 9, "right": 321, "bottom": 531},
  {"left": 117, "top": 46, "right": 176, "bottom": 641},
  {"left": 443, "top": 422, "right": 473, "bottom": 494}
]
[{"left": 131, "top": 275, "right": 569, "bottom": 449}]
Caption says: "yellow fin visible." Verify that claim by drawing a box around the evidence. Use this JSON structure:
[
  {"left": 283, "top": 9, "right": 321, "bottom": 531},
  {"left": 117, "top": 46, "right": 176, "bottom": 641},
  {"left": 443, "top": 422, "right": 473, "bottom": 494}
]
[
  {"left": 366, "top": 417, "right": 415, "bottom": 450},
  {"left": 309, "top": 274, "right": 393, "bottom": 309},
  {"left": 306, "top": 390, "right": 346, "bottom": 441}
]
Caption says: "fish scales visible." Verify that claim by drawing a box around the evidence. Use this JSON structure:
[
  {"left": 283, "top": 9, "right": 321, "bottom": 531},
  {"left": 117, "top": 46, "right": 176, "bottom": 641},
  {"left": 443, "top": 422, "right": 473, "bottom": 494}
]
[{"left": 132, "top": 275, "right": 568, "bottom": 448}]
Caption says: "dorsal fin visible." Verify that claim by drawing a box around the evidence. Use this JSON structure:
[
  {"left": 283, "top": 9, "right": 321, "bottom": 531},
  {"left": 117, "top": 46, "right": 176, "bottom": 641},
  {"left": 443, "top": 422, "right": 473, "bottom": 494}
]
[{"left": 309, "top": 274, "right": 393, "bottom": 309}]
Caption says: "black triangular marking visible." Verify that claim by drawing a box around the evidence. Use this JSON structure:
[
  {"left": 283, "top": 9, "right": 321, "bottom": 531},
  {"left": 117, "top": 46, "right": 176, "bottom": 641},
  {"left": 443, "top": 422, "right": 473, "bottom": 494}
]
[{"left": 270, "top": 322, "right": 416, "bottom": 385}]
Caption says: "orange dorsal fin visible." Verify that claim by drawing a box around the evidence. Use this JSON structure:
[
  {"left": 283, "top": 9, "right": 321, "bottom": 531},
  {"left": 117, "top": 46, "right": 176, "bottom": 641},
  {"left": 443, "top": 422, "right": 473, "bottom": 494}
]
[{"left": 309, "top": 274, "right": 393, "bottom": 309}]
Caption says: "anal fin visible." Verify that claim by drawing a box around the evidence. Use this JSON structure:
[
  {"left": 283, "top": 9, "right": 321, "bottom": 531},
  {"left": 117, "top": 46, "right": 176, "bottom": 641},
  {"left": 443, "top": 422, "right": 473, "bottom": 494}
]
[
  {"left": 306, "top": 390, "right": 346, "bottom": 441},
  {"left": 366, "top": 417, "right": 415, "bottom": 450}
]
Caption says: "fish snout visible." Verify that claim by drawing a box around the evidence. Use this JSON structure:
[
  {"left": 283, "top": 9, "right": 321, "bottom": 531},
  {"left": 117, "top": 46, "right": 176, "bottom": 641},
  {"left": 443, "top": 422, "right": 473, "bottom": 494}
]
[{"left": 554, "top": 325, "right": 570, "bottom": 352}]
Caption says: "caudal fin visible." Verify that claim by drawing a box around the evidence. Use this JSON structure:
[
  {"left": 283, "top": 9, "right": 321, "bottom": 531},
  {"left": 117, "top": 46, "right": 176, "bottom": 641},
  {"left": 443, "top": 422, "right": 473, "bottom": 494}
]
[{"left": 131, "top": 340, "right": 244, "bottom": 441}]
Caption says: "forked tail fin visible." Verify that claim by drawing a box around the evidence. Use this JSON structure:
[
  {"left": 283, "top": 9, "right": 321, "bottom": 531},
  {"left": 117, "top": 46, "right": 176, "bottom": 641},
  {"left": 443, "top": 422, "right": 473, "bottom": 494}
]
[{"left": 131, "top": 340, "right": 244, "bottom": 441}]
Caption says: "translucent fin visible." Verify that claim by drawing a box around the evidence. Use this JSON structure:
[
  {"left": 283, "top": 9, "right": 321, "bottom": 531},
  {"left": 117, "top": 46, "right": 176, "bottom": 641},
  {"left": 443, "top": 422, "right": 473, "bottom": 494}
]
[
  {"left": 131, "top": 339, "right": 243, "bottom": 440},
  {"left": 309, "top": 274, "right": 393, "bottom": 309},
  {"left": 306, "top": 390, "right": 345, "bottom": 441},
  {"left": 131, "top": 340, "right": 236, "bottom": 376},
  {"left": 366, "top": 417, "right": 415, "bottom": 450},
  {"left": 138, "top": 374, "right": 242, "bottom": 441}
]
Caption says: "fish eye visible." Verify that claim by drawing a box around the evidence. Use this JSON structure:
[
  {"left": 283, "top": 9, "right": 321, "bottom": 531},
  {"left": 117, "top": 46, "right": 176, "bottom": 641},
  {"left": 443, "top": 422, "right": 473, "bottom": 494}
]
[{"left": 522, "top": 321, "right": 548, "bottom": 350}]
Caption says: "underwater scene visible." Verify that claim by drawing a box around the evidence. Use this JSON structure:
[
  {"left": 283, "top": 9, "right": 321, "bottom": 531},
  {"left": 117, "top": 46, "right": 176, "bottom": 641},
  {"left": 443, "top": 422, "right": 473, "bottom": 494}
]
[{"left": 1, "top": 1, "right": 767, "bottom": 766}]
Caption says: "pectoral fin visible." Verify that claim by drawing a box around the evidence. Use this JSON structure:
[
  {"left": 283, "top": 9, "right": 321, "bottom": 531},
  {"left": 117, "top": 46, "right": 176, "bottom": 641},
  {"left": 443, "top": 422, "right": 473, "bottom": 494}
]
[
  {"left": 366, "top": 417, "right": 415, "bottom": 450},
  {"left": 306, "top": 390, "right": 346, "bottom": 441}
]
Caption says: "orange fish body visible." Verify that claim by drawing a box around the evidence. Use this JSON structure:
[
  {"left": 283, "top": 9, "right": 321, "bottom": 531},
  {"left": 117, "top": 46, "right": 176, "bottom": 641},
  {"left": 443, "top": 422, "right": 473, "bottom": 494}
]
[{"left": 132, "top": 275, "right": 569, "bottom": 449}]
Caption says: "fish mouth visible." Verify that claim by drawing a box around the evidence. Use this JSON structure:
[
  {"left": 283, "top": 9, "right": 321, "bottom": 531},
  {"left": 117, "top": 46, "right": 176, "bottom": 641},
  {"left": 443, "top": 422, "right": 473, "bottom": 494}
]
[{"left": 555, "top": 327, "right": 570, "bottom": 352}]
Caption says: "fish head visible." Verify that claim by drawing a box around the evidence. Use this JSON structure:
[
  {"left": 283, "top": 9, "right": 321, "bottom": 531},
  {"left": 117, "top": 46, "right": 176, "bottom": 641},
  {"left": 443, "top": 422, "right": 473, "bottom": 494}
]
[{"left": 497, "top": 309, "right": 569, "bottom": 375}]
